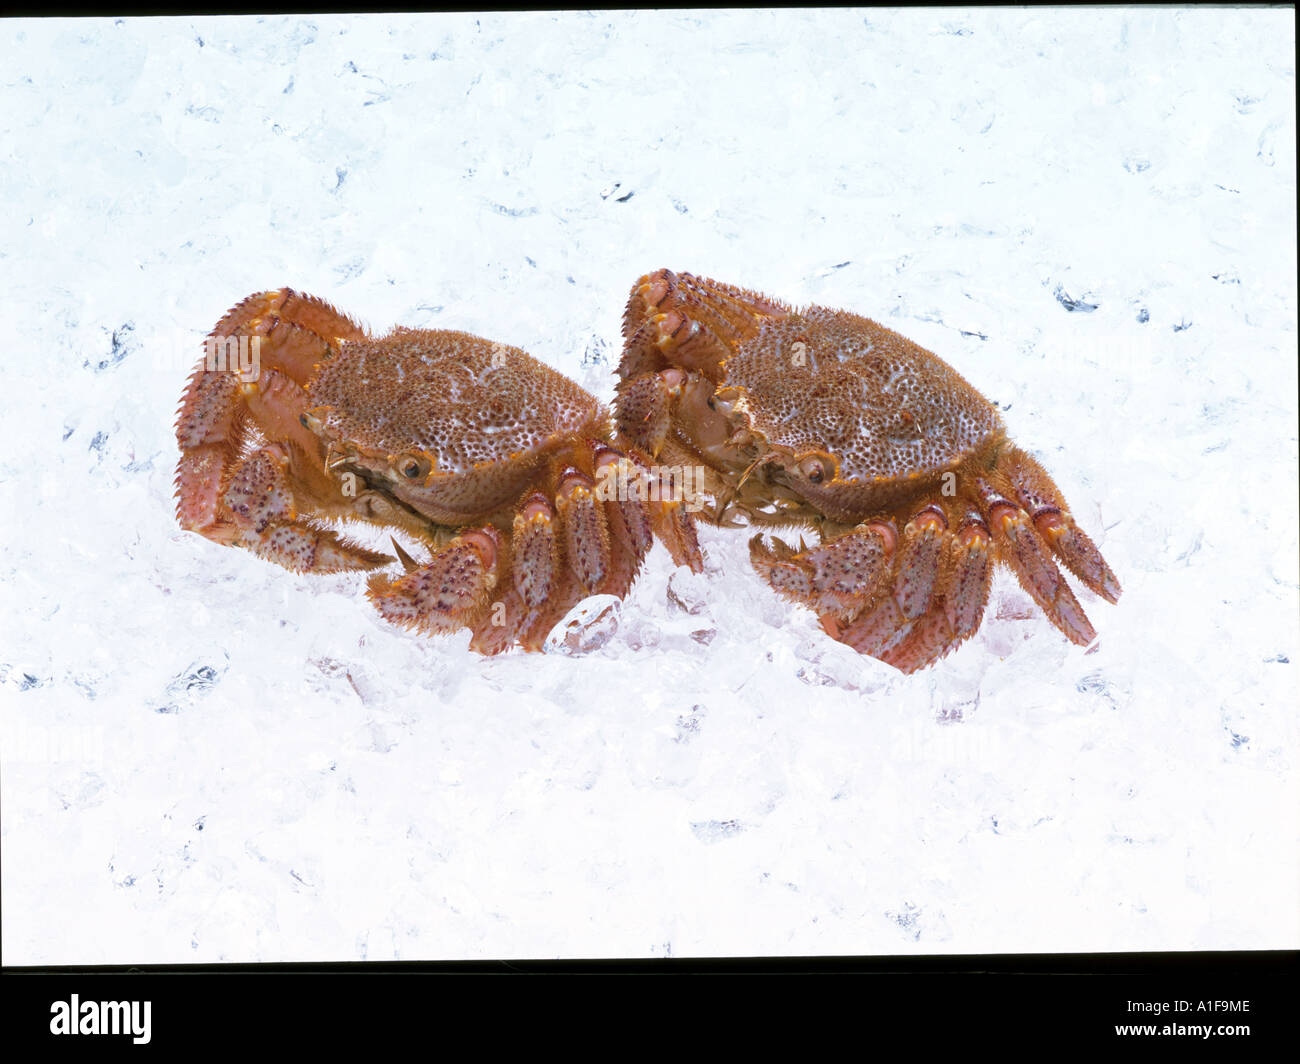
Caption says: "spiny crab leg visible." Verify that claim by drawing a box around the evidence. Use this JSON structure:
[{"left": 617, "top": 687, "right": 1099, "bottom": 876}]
[
  {"left": 974, "top": 477, "right": 1095, "bottom": 647},
  {"left": 596, "top": 451, "right": 656, "bottom": 576},
  {"left": 640, "top": 462, "right": 705, "bottom": 572},
  {"left": 615, "top": 369, "right": 682, "bottom": 456},
  {"left": 856, "top": 508, "right": 994, "bottom": 672},
  {"left": 555, "top": 466, "right": 610, "bottom": 593},
  {"left": 1000, "top": 446, "right": 1122, "bottom": 604},
  {"left": 174, "top": 367, "right": 245, "bottom": 542},
  {"left": 944, "top": 509, "right": 996, "bottom": 645}
]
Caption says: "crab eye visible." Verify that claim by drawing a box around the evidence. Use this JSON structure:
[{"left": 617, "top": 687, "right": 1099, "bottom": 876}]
[
  {"left": 800, "top": 456, "right": 827, "bottom": 484},
  {"left": 394, "top": 453, "right": 431, "bottom": 481}
]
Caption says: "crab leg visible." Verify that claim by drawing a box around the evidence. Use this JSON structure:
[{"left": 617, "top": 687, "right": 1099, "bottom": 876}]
[
  {"left": 944, "top": 509, "right": 995, "bottom": 643},
  {"left": 600, "top": 448, "right": 703, "bottom": 573},
  {"left": 976, "top": 478, "right": 1096, "bottom": 646},
  {"left": 469, "top": 441, "right": 676, "bottom": 655},
  {"left": 862, "top": 509, "right": 956, "bottom": 672},
  {"left": 437, "top": 436, "right": 705, "bottom": 655},
  {"left": 608, "top": 491, "right": 654, "bottom": 566},
  {"left": 556, "top": 467, "right": 611, "bottom": 594},
  {"left": 892, "top": 507, "right": 947, "bottom": 619},
  {"left": 643, "top": 467, "right": 705, "bottom": 573},
  {"left": 511, "top": 492, "right": 561, "bottom": 609},
  {"left": 833, "top": 596, "right": 910, "bottom": 659},
  {"left": 875, "top": 511, "right": 995, "bottom": 673},
  {"left": 174, "top": 369, "right": 246, "bottom": 540},
  {"left": 751, "top": 503, "right": 997, "bottom": 674},
  {"left": 465, "top": 494, "right": 563, "bottom": 655},
  {"left": 1001, "top": 447, "right": 1122, "bottom": 604},
  {"left": 595, "top": 447, "right": 655, "bottom": 599},
  {"left": 877, "top": 601, "right": 955, "bottom": 673},
  {"left": 827, "top": 512, "right": 946, "bottom": 661},
  {"left": 754, "top": 475, "right": 1096, "bottom": 668}
]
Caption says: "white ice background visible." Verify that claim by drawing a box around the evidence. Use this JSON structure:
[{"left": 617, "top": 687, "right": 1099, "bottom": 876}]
[{"left": 1, "top": 9, "right": 1296, "bottom": 962}]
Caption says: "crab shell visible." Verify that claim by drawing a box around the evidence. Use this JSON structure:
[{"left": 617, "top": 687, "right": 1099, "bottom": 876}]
[
  {"left": 686, "top": 306, "right": 1006, "bottom": 526},
  {"left": 301, "top": 327, "right": 607, "bottom": 528}
]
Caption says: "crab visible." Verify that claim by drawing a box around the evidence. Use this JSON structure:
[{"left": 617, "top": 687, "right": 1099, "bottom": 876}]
[
  {"left": 175, "top": 288, "right": 702, "bottom": 653},
  {"left": 613, "top": 269, "right": 1121, "bottom": 673}
]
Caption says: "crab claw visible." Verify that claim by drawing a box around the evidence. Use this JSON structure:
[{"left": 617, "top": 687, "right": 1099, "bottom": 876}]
[
  {"left": 174, "top": 287, "right": 377, "bottom": 565},
  {"left": 366, "top": 527, "right": 501, "bottom": 635},
  {"left": 223, "top": 444, "right": 392, "bottom": 572},
  {"left": 749, "top": 521, "right": 896, "bottom": 618}
]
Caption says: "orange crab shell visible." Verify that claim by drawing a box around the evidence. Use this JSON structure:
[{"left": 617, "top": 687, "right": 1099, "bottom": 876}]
[
  {"left": 303, "top": 328, "right": 607, "bottom": 526},
  {"left": 710, "top": 305, "right": 1006, "bottom": 524}
]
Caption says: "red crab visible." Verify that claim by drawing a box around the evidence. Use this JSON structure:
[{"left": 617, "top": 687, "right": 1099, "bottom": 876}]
[
  {"left": 614, "top": 269, "right": 1120, "bottom": 673},
  {"left": 175, "top": 288, "right": 701, "bottom": 652}
]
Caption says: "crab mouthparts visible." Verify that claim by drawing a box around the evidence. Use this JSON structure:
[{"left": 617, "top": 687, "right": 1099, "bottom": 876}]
[
  {"left": 745, "top": 449, "right": 816, "bottom": 492},
  {"left": 325, "top": 442, "right": 365, "bottom": 474}
]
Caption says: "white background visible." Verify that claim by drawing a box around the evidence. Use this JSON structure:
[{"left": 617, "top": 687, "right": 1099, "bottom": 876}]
[{"left": 2, "top": 9, "right": 1296, "bottom": 962}]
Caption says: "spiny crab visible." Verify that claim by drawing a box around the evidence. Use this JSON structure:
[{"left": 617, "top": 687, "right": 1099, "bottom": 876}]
[
  {"left": 175, "top": 288, "right": 702, "bottom": 652},
  {"left": 614, "top": 269, "right": 1121, "bottom": 673}
]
